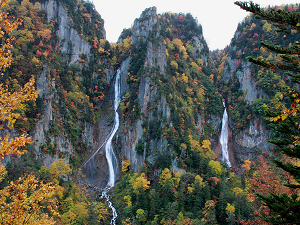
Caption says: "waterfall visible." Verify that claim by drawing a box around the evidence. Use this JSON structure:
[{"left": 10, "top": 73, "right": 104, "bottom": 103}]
[
  {"left": 101, "top": 69, "right": 121, "bottom": 225},
  {"left": 220, "top": 102, "right": 231, "bottom": 167},
  {"left": 105, "top": 69, "right": 120, "bottom": 187}
]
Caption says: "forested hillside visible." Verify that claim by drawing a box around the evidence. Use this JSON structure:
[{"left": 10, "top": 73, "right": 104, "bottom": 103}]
[{"left": 0, "top": 0, "right": 300, "bottom": 224}]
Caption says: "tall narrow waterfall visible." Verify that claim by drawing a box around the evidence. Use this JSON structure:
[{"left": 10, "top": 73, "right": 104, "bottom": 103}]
[
  {"left": 101, "top": 69, "right": 121, "bottom": 225},
  {"left": 105, "top": 69, "right": 120, "bottom": 187},
  {"left": 220, "top": 102, "right": 231, "bottom": 167}
]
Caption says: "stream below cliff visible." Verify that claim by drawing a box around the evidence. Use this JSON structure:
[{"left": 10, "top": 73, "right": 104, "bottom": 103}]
[
  {"left": 82, "top": 69, "right": 120, "bottom": 224},
  {"left": 101, "top": 69, "right": 120, "bottom": 224},
  {"left": 220, "top": 102, "right": 231, "bottom": 167}
]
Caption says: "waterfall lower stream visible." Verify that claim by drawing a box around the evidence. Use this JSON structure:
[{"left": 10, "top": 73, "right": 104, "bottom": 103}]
[
  {"left": 101, "top": 69, "right": 121, "bottom": 224},
  {"left": 220, "top": 102, "right": 231, "bottom": 167},
  {"left": 83, "top": 69, "right": 120, "bottom": 224}
]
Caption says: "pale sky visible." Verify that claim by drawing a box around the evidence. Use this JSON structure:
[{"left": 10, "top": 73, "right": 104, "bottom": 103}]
[{"left": 92, "top": 0, "right": 299, "bottom": 50}]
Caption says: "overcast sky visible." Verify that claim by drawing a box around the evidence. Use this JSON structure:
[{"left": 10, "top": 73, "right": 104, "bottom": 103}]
[{"left": 92, "top": 0, "right": 299, "bottom": 50}]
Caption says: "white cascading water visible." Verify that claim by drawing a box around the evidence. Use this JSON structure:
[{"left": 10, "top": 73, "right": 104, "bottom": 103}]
[
  {"left": 100, "top": 69, "right": 121, "bottom": 225},
  {"left": 220, "top": 102, "right": 231, "bottom": 167}
]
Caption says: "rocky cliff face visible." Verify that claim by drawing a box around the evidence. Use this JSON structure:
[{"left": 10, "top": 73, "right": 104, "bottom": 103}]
[
  {"left": 117, "top": 7, "right": 172, "bottom": 172},
  {"left": 3, "top": 1, "right": 273, "bottom": 184},
  {"left": 233, "top": 117, "right": 272, "bottom": 162},
  {"left": 221, "top": 43, "right": 272, "bottom": 166},
  {"left": 116, "top": 7, "right": 221, "bottom": 173},
  {"left": 41, "top": 0, "right": 92, "bottom": 63},
  {"left": 26, "top": 0, "right": 112, "bottom": 183},
  {"left": 223, "top": 56, "right": 263, "bottom": 104}
]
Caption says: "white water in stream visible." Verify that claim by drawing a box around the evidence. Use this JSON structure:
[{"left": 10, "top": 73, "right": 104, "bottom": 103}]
[
  {"left": 100, "top": 69, "right": 121, "bottom": 225},
  {"left": 220, "top": 102, "right": 231, "bottom": 167}
]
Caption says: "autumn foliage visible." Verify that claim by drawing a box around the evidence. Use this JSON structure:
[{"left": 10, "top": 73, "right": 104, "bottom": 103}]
[{"left": 0, "top": 0, "right": 59, "bottom": 223}]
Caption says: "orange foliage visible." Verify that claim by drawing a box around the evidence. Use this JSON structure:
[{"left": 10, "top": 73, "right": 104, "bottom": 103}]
[
  {"left": 0, "top": 1, "right": 59, "bottom": 223},
  {"left": 240, "top": 155, "right": 297, "bottom": 225}
]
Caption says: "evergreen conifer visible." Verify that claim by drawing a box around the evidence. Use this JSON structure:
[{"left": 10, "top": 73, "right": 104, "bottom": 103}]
[{"left": 235, "top": 1, "right": 300, "bottom": 224}]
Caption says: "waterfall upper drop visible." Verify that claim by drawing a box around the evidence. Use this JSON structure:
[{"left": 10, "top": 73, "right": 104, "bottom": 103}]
[
  {"left": 101, "top": 69, "right": 121, "bottom": 225},
  {"left": 105, "top": 69, "right": 121, "bottom": 187},
  {"left": 220, "top": 102, "right": 231, "bottom": 167}
]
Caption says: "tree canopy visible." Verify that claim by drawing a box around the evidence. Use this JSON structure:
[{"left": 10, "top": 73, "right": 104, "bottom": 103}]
[{"left": 235, "top": 1, "right": 300, "bottom": 224}]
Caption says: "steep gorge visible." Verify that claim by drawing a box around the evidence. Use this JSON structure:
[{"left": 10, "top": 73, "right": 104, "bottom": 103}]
[
  {"left": 1, "top": 0, "right": 274, "bottom": 183},
  {"left": 1, "top": 1, "right": 295, "bottom": 223}
]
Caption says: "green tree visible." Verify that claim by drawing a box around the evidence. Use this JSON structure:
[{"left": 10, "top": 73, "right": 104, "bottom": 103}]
[
  {"left": 235, "top": 1, "right": 300, "bottom": 224},
  {"left": 136, "top": 209, "right": 147, "bottom": 224}
]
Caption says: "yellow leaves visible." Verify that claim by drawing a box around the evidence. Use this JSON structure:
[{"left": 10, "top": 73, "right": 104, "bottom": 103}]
[
  {"left": 82, "top": 13, "right": 91, "bottom": 20},
  {"left": 0, "top": 2, "right": 21, "bottom": 70},
  {"left": 170, "top": 60, "right": 178, "bottom": 69},
  {"left": 159, "top": 168, "right": 174, "bottom": 187},
  {"left": 124, "top": 195, "right": 132, "bottom": 206},
  {"left": 61, "top": 202, "right": 89, "bottom": 225},
  {"left": 167, "top": 42, "right": 175, "bottom": 50},
  {"left": 55, "top": 185, "right": 65, "bottom": 200},
  {"left": 187, "top": 186, "right": 194, "bottom": 194},
  {"left": 99, "top": 39, "right": 107, "bottom": 46},
  {"left": 246, "top": 193, "right": 256, "bottom": 203},
  {"left": 250, "top": 23, "right": 256, "bottom": 30},
  {"left": 202, "top": 140, "right": 216, "bottom": 159},
  {"left": 186, "top": 86, "right": 193, "bottom": 95},
  {"left": 190, "top": 61, "right": 198, "bottom": 69},
  {"left": 173, "top": 170, "right": 183, "bottom": 188},
  {"left": 122, "top": 37, "right": 132, "bottom": 51},
  {"left": 209, "top": 160, "right": 223, "bottom": 175},
  {"left": 0, "top": 174, "right": 59, "bottom": 224},
  {"left": 136, "top": 209, "right": 146, "bottom": 223},
  {"left": 67, "top": 90, "right": 89, "bottom": 105},
  {"left": 194, "top": 175, "right": 204, "bottom": 186},
  {"left": 98, "top": 47, "right": 105, "bottom": 54},
  {"left": 165, "top": 48, "right": 169, "bottom": 57},
  {"left": 202, "top": 140, "right": 211, "bottom": 150},
  {"left": 209, "top": 74, "right": 214, "bottom": 83},
  {"left": 129, "top": 173, "right": 150, "bottom": 194},
  {"left": 181, "top": 73, "right": 189, "bottom": 83},
  {"left": 172, "top": 38, "right": 183, "bottom": 48},
  {"left": 197, "top": 58, "right": 204, "bottom": 66},
  {"left": 91, "top": 202, "right": 110, "bottom": 223},
  {"left": 181, "top": 143, "right": 187, "bottom": 150},
  {"left": 262, "top": 21, "right": 272, "bottom": 32},
  {"left": 122, "top": 159, "right": 131, "bottom": 173},
  {"left": 231, "top": 187, "right": 243, "bottom": 196},
  {"left": 49, "top": 158, "right": 72, "bottom": 180},
  {"left": 225, "top": 203, "right": 236, "bottom": 215},
  {"left": 242, "top": 159, "right": 252, "bottom": 172},
  {"left": 201, "top": 200, "right": 217, "bottom": 224},
  {"left": 0, "top": 3, "right": 59, "bottom": 223},
  {"left": 0, "top": 76, "right": 38, "bottom": 128},
  {"left": 190, "top": 137, "right": 215, "bottom": 159},
  {"left": 197, "top": 87, "right": 205, "bottom": 101},
  {"left": 32, "top": 56, "right": 40, "bottom": 64},
  {"left": 0, "top": 134, "right": 30, "bottom": 159},
  {"left": 0, "top": 164, "right": 7, "bottom": 183},
  {"left": 281, "top": 113, "right": 288, "bottom": 121}
]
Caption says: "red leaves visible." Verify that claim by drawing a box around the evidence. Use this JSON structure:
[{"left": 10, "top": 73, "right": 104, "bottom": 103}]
[
  {"left": 36, "top": 50, "right": 42, "bottom": 57},
  {"left": 93, "top": 41, "right": 98, "bottom": 49},
  {"left": 210, "top": 177, "right": 219, "bottom": 185}
]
